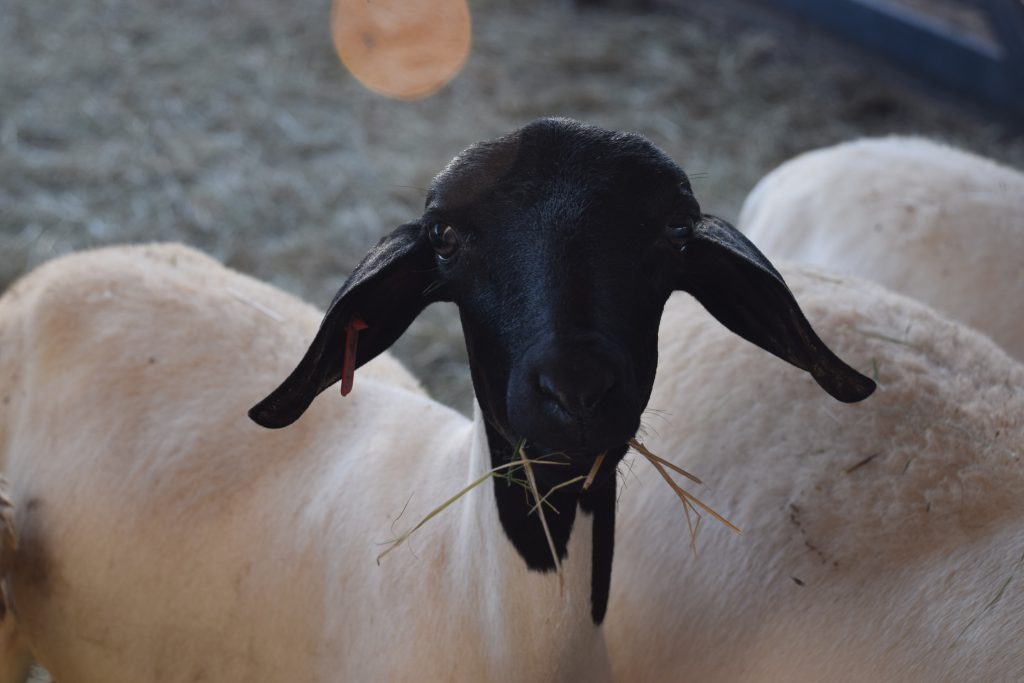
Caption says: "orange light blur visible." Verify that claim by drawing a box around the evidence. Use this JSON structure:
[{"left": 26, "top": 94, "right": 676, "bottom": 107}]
[{"left": 331, "top": 0, "right": 472, "bottom": 101}]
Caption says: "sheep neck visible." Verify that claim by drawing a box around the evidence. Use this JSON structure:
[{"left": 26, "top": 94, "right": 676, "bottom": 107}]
[{"left": 474, "top": 410, "right": 626, "bottom": 624}]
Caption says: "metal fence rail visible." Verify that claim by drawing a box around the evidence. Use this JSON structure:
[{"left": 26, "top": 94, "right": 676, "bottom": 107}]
[{"left": 768, "top": 0, "right": 1024, "bottom": 115}]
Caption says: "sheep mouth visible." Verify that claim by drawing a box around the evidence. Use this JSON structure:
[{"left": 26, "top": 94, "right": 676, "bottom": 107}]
[
  {"left": 519, "top": 419, "right": 640, "bottom": 461},
  {"left": 505, "top": 391, "right": 642, "bottom": 456},
  {"left": 515, "top": 439, "right": 628, "bottom": 486}
]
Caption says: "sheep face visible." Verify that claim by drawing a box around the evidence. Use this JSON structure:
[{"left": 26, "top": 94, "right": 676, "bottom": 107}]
[
  {"left": 250, "top": 118, "right": 872, "bottom": 448},
  {"left": 249, "top": 119, "right": 875, "bottom": 616},
  {"left": 426, "top": 118, "right": 699, "bottom": 458}
]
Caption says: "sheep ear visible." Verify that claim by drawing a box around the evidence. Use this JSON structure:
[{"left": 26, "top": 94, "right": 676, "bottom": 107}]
[
  {"left": 674, "top": 215, "right": 875, "bottom": 403},
  {"left": 249, "top": 222, "right": 438, "bottom": 428}
]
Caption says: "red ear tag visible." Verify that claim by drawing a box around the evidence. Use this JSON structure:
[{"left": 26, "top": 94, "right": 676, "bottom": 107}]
[{"left": 340, "top": 317, "right": 369, "bottom": 397}]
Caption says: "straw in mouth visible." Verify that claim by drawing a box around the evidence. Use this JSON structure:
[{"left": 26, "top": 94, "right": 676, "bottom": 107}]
[
  {"left": 629, "top": 438, "right": 741, "bottom": 552},
  {"left": 375, "top": 451, "right": 570, "bottom": 565},
  {"left": 377, "top": 438, "right": 737, "bottom": 573}
]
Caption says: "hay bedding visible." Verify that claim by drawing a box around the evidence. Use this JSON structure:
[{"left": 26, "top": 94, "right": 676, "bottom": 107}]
[
  {"left": 2, "top": 1, "right": 1022, "bottom": 679},
  {"left": 3, "top": 0, "right": 1023, "bottom": 413}
]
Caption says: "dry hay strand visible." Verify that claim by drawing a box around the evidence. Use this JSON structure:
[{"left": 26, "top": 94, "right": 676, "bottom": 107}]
[
  {"left": 527, "top": 474, "right": 588, "bottom": 515},
  {"left": 376, "top": 451, "right": 569, "bottom": 564},
  {"left": 516, "top": 443, "right": 565, "bottom": 587},
  {"left": 378, "top": 436, "right": 736, "bottom": 567},
  {"left": 526, "top": 450, "right": 607, "bottom": 515},
  {"left": 628, "top": 438, "right": 740, "bottom": 552},
  {"left": 0, "top": 477, "right": 16, "bottom": 577},
  {"left": 582, "top": 451, "right": 606, "bottom": 491}
]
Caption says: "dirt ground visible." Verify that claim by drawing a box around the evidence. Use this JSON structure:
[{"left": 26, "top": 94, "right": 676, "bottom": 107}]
[
  {"left": 2, "top": 0, "right": 1023, "bottom": 678},
  {"left": 4, "top": 0, "right": 1023, "bottom": 414}
]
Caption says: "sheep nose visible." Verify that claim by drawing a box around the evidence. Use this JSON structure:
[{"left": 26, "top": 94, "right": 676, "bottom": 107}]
[{"left": 536, "top": 363, "right": 615, "bottom": 417}]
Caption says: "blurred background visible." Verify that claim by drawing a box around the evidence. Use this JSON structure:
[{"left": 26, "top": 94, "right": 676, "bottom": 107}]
[{"left": 3, "top": 0, "right": 1023, "bottom": 415}]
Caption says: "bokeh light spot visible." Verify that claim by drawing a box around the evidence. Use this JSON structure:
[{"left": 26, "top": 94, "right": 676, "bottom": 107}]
[{"left": 331, "top": 0, "right": 472, "bottom": 101}]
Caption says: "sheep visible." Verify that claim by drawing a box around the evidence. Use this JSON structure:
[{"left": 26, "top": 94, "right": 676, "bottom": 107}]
[
  {"left": 0, "top": 118, "right": 874, "bottom": 682},
  {"left": 605, "top": 267, "right": 1024, "bottom": 681},
  {"left": 0, "top": 244, "right": 427, "bottom": 682},
  {"left": 738, "top": 136, "right": 1024, "bottom": 360}
]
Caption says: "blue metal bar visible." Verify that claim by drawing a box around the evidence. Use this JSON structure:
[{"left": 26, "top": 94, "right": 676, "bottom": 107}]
[
  {"left": 768, "top": 0, "right": 1024, "bottom": 114},
  {"left": 982, "top": 0, "right": 1024, "bottom": 68}
]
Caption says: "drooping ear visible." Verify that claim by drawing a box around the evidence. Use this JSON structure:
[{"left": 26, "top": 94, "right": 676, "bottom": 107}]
[
  {"left": 249, "top": 222, "right": 439, "bottom": 428},
  {"left": 674, "top": 215, "right": 875, "bottom": 403}
]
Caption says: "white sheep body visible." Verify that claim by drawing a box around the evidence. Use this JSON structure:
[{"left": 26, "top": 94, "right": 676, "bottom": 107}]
[
  {"left": 738, "top": 137, "right": 1024, "bottom": 360},
  {"left": 0, "top": 244, "right": 610, "bottom": 682},
  {"left": 606, "top": 267, "right": 1024, "bottom": 681}
]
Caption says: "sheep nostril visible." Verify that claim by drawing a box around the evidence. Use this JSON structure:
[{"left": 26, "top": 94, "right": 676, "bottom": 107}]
[
  {"left": 537, "top": 373, "right": 568, "bottom": 409},
  {"left": 536, "top": 367, "right": 615, "bottom": 417}
]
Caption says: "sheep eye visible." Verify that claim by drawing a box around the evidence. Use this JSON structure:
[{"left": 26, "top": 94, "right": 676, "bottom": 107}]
[
  {"left": 428, "top": 223, "right": 460, "bottom": 260},
  {"left": 665, "top": 223, "right": 695, "bottom": 250}
]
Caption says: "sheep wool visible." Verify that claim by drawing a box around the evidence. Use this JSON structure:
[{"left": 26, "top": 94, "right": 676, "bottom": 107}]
[
  {"left": 739, "top": 137, "right": 1024, "bottom": 360},
  {"left": 607, "top": 267, "right": 1024, "bottom": 682},
  {"left": 0, "top": 244, "right": 609, "bottom": 682}
]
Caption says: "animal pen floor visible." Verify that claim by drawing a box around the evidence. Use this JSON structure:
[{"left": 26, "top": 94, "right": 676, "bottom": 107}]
[
  {"left": 2, "top": 1, "right": 1023, "bottom": 680},
  {"left": 3, "top": 0, "right": 1023, "bottom": 416}
]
